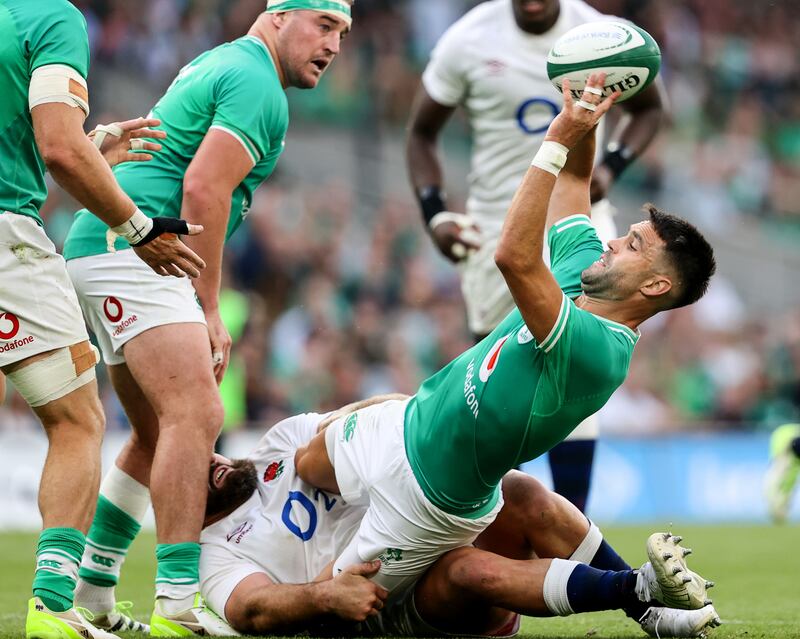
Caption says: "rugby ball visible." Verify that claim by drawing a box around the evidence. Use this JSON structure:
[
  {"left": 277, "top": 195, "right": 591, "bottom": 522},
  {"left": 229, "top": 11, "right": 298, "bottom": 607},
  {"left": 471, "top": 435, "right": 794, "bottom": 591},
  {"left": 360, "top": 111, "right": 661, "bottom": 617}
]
[{"left": 547, "top": 21, "right": 661, "bottom": 102}]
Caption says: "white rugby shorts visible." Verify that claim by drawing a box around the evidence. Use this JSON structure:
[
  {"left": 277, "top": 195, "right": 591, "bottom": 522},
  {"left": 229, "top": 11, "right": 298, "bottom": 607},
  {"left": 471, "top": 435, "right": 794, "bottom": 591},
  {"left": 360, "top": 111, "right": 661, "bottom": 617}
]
[
  {"left": 66, "top": 249, "right": 206, "bottom": 365},
  {"left": 0, "top": 213, "right": 89, "bottom": 367},
  {"left": 326, "top": 398, "right": 504, "bottom": 597}
]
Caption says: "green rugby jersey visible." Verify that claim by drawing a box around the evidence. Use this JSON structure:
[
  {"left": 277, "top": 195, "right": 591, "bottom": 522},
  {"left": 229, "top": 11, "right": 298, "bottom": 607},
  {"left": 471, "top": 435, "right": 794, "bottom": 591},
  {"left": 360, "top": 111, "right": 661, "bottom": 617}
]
[
  {"left": 404, "top": 215, "right": 639, "bottom": 517},
  {"left": 63, "top": 35, "right": 288, "bottom": 260},
  {"left": 0, "top": 0, "right": 90, "bottom": 225}
]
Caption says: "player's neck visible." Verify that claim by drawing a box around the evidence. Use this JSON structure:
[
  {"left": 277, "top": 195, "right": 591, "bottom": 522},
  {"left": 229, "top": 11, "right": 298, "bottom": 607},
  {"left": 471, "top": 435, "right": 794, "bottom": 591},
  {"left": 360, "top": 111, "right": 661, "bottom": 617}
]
[
  {"left": 575, "top": 294, "right": 645, "bottom": 331},
  {"left": 248, "top": 17, "right": 288, "bottom": 88}
]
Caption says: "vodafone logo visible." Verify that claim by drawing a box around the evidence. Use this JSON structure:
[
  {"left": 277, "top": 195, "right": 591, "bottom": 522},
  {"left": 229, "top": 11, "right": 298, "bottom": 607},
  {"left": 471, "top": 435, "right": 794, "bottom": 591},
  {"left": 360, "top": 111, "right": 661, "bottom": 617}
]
[
  {"left": 479, "top": 334, "right": 510, "bottom": 383},
  {"left": 103, "top": 297, "right": 123, "bottom": 323},
  {"left": 0, "top": 312, "right": 20, "bottom": 340}
]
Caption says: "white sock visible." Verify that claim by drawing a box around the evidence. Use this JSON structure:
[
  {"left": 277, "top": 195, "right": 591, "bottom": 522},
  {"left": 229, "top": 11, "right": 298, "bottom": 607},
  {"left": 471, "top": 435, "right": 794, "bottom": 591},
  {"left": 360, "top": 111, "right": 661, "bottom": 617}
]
[
  {"left": 543, "top": 558, "right": 579, "bottom": 616},
  {"left": 569, "top": 521, "right": 603, "bottom": 563},
  {"left": 74, "top": 581, "right": 116, "bottom": 615},
  {"left": 157, "top": 591, "right": 198, "bottom": 615},
  {"left": 102, "top": 464, "right": 150, "bottom": 520}
]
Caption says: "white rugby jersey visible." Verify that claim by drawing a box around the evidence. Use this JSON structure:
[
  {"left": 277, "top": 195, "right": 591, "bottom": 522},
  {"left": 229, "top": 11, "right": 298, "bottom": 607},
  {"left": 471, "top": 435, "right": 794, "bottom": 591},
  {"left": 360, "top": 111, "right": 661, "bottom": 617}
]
[
  {"left": 200, "top": 413, "right": 365, "bottom": 617},
  {"left": 422, "top": 0, "right": 610, "bottom": 237}
]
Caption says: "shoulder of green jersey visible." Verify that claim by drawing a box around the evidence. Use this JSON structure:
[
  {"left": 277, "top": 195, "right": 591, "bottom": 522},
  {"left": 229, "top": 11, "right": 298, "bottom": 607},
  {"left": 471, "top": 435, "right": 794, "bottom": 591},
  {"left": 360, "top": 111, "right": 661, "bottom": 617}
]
[
  {"left": 596, "top": 316, "right": 639, "bottom": 346},
  {"left": 537, "top": 293, "right": 571, "bottom": 353},
  {"left": 552, "top": 214, "right": 593, "bottom": 234},
  {"left": 209, "top": 125, "right": 260, "bottom": 166}
]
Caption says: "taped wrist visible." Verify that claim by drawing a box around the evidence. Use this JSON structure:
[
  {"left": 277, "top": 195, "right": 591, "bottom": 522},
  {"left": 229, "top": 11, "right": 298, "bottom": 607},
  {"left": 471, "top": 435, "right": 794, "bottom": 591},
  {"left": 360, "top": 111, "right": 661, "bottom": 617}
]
[
  {"left": 417, "top": 186, "right": 446, "bottom": 226},
  {"left": 111, "top": 209, "right": 154, "bottom": 245},
  {"left": 132, "top": 216, "right": 190, "bottom": 246},
  {"left": 531, "top": 141, "right": 569, "bottom": 177},
  {"left": 602, "top": 144, "right": 634, "bottom": 179}
]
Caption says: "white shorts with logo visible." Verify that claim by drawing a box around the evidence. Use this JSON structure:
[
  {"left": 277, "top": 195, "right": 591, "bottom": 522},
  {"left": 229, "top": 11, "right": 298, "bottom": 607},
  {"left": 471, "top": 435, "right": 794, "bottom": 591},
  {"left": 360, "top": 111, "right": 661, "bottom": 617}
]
[
  {"left": 0, "top": 213, "right": 89, "bottom": 367},
  {"left": 326, "top": 398, "right": 504, "bottom": 597},
  {"left": 66, "top": 249, "right": 206, "bottom": 366}
]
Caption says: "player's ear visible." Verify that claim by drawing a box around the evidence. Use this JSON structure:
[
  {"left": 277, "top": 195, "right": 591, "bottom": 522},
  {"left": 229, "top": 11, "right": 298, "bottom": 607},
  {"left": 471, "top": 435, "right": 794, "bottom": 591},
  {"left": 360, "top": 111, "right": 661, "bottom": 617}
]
[
  {"left": 270, "top": 11, "right": 289, "bottom": 29},
  {"left": 640, "top": 275, "right": 672, "bottom": 300}
]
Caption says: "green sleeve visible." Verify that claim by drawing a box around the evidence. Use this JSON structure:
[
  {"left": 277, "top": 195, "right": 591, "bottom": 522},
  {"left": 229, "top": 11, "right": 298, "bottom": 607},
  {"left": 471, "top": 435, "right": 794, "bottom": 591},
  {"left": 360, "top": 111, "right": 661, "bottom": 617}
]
[
  {"left": 210, "top": 66, "right": 283, "bottom": 164},
  {"left": 547, "top": 215, "right": 603, "bottom": 298},
  {"left": 27, "top": 3, "right": 90, "bottom": 78}
]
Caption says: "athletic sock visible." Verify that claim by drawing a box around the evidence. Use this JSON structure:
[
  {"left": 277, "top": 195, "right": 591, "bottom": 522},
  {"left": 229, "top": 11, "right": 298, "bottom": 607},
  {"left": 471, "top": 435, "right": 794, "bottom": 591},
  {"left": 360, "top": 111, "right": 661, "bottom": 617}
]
[
  {"left": 542, "top": 558, "right": 639, "bottom": 616},
  {"left": 570, "top": 522, "right": 650, "bottom": 620},
  {"left": 155, "top": 543, "right": 201, "bottom": 610},
  {"left": 76, "top": 466, "right": 149, "bottom": 613},
  {"left": 548, "top": 439, "right": 596, "bottom": 513},
  {"left": 791, "top": 436, "right": 800, "bottom": 459},
  {"left": 33, "top": 528, "right": 85, "bottom": 612}
]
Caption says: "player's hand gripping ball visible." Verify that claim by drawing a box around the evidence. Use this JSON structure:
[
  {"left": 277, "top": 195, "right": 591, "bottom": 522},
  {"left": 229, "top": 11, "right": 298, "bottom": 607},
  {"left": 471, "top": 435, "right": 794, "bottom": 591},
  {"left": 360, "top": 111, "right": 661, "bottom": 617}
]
[{"left": 547, "top": 21, "right": 661, "bottom": 103}]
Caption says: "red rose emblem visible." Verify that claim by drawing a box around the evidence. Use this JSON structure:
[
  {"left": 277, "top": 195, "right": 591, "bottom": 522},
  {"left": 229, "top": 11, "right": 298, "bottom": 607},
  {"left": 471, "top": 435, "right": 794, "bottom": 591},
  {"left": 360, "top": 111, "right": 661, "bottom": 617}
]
[{"left": 263, "top": 460, "right": 284, "bottom": 483}]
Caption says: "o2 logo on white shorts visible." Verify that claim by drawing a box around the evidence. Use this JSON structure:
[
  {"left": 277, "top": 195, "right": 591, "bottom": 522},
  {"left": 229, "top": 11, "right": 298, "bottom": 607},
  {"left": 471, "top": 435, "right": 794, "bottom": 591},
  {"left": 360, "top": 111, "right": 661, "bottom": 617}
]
[
  {"left": 103, "top": 296, "right": 123, "bottom": 323},
  {"left": 479, "top": 334, "right": 510, "bottom": 382}
]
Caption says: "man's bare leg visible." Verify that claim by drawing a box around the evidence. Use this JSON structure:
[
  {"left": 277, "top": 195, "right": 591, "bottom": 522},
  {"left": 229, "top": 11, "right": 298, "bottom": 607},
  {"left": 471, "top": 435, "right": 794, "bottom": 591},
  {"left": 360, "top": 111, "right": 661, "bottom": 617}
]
[
  {"left": 121, "top": 323, "right": 223, "bottom": 615},
  {"left": 3, "top": 347, "right": 104, "bottom": 613}
]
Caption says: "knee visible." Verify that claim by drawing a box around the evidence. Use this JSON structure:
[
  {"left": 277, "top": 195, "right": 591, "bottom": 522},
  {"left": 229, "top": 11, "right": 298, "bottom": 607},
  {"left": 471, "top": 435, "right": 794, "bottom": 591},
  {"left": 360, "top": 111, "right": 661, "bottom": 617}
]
[
  {"left": 159, "top": 395, "right": 224, "bottom": 442},
  {"left": 502, "top": 471, "right": 561, "bottom": 530},
  {"left": 446, "top": 549, "right": 502, "bottom": 598}
]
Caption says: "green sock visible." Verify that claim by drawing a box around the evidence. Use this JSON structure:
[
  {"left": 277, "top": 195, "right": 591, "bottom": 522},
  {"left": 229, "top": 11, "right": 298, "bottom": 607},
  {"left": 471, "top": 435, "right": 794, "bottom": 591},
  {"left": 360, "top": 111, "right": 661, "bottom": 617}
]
[
  {"left": 78, "top": 495, "right": 142, "bottom": 587},
  {"left": 155, "top": 543, "right": 200, "bottom": 600},
  {"left": 33, "top": 528, "right": 85, "bottom": 612}
]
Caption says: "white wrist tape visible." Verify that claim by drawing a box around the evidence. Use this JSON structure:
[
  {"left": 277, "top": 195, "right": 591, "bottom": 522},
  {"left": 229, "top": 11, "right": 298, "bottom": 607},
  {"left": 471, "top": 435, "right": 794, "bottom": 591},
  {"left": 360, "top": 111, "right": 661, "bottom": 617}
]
[
  {"left": 29, "top": 64, "right": 90, "bottom": 116},
  {"left": 112, "top": 208, "right": 154, "bottom": 245},
  {"left": 91, "top": 123, "right": 124, "bottom": 149},
  {"left": 531, "top": 141, "right": 569, "bottom": 177},
  {"left": 428, "top": 211, "right": 473, "bottom": 231}
]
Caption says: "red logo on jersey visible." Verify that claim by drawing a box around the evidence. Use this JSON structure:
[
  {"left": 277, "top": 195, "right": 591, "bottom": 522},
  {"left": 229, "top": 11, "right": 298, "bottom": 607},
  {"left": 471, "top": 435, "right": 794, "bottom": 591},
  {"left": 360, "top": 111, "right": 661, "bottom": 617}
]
[
  {"left": 103, "top": 297, "right": 123, "bottom": 323},
  {"left": 0, "top": 312, "right": 20, "bottom": 340},
  {"left": 263, "top": 460, "right": 284, "bottom": 483},
  {"left": 479, "top": 335, "right": 509, "bottom": 383}
]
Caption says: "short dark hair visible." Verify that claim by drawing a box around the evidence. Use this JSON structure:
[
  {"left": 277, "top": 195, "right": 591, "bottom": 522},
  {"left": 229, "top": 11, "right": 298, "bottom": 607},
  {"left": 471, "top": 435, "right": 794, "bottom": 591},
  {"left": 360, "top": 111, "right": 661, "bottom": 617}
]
[{"left": 646, "top": 203, "right": 716, "bottom": 309}]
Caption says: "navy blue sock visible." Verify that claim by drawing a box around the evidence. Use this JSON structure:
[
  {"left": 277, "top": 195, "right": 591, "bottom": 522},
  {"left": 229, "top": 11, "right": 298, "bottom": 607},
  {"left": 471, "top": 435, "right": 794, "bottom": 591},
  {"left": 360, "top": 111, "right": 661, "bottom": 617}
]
[
  {"left": 566, "top": 564, "right": 640, "bottom": 613},
  {"left": 548, "top": 440, "right": 596, "bottom": 513},
  {"left": 791, "top": 437, "right": 800, "bottom": 459},
  {"left": 590, "top": 539, "right": 650, "bottom": 620}
]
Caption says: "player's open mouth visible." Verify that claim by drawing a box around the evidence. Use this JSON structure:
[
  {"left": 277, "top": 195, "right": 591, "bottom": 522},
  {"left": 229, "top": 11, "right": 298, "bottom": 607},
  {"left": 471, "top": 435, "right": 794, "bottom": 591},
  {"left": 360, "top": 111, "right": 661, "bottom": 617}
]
[
  {"left": 209, "top": 464, "right": 229, "bottom": 489},
  {"left": 520, "top": 0, "right": 547, "bottom": 14},
  {"left": 311, "top": 59, "right": 329, "bottom": 73}
]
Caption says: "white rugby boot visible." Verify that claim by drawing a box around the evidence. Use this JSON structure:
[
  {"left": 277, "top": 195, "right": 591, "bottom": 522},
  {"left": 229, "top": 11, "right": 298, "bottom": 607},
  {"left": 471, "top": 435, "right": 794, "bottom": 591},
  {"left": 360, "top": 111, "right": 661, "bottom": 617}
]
[
  {"left": 635, "top": 533, "right": 715, "bottom": 610},
  {"left": 91, "top": 601, "right": 150, "bottom": 633},
  {"left": 639, "top": 605, "right": 721, "bottom": 638}
]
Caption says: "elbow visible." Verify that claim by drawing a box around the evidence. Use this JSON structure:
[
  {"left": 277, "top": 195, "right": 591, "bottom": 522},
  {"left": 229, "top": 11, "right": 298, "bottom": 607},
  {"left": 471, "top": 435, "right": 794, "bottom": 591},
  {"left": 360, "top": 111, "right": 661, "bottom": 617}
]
[
  {"left": 494, "top": 241, "right": 524, "bottom": 276},
  {"left": 40, "top": 142, "right": 80, "bottom": 174}
]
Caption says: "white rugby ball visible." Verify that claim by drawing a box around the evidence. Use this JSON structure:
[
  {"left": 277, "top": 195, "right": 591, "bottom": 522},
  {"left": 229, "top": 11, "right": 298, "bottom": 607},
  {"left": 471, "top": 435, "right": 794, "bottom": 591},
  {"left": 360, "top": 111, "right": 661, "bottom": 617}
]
[{"left": 547, "top": 21, "right": 661, "bottom": 102}]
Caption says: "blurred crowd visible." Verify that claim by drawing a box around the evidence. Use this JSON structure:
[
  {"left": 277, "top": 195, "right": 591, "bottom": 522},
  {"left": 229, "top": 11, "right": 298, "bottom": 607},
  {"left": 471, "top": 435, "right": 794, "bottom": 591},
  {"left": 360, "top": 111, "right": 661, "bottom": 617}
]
[{"left": 3, "top": 0, "right": 800, "bottom": 434}]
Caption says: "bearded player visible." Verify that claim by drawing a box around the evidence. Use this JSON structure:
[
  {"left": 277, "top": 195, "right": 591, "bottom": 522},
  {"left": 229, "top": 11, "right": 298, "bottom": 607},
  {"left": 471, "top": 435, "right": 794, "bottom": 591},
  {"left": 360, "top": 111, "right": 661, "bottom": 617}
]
[
  {"left": 193, "top": 399, "right": 720, "bottom": 638},
  {"left": 407, "top": 0, "right": 666, "bottom": 513},
  {"left": 0, "top": 1, "right": 207, "bottom": 638},
  {"left": 64, "top": 2, "right": 354, "bottom": 634},
  {"left": 294, "top": 74, "right": 715, "bottom": 602}
]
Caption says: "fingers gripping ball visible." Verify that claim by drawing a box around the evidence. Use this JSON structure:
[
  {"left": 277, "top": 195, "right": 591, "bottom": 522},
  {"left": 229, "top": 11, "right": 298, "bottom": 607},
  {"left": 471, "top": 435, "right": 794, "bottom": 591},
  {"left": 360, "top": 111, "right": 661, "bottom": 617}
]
[{"left": 547, "top": 21, "right": 661, "bottom": 102}]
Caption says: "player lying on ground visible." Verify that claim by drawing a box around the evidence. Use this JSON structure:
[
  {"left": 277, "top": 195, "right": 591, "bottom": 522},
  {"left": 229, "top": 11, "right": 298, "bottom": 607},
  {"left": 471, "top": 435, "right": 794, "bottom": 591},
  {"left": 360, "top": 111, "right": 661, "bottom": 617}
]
[
  {"left": 66, "top": 1, "right": 355, "bottom": 634},
  {"left": 194, "top": 399, "right": 720, "bottom": 638},
  {"left": 293, "top": 73, "right": 716, "bottom": 600},
  {"left": 0, "top": 2, "right": 205, "bottom": 638}
]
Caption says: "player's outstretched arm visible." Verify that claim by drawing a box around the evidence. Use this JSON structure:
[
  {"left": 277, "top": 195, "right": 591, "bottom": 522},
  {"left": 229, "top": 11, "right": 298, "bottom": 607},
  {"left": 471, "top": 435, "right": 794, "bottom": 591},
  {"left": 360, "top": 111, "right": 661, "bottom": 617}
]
[
  {"left": 406, "top": 88, "right": 481, "bottom": 262},
  {"left": 495, "top": 74, "right": 617, "bottom": 345},
  {"left": 31, "top": 102, "right": 205, "bottom": 277},
  {"left": 224, "top": 563, "right": 387, "bottom": 634},
  {"left": 180, "top": 128, "right": 255, "bottom": 383}
]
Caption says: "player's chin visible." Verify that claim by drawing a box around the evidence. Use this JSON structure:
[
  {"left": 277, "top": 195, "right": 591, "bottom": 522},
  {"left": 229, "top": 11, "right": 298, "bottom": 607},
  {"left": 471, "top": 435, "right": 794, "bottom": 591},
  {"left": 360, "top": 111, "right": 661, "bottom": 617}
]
[{"left": 298, "top": 66, "right": 324, "bottom": 89}]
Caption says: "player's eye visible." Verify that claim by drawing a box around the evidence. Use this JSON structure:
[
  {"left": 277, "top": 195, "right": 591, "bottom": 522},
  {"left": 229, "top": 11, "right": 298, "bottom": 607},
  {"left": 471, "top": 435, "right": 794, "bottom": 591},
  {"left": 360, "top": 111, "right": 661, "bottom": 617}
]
[{"left": 320, "top": 23, "right": 331, "bottom": 33}]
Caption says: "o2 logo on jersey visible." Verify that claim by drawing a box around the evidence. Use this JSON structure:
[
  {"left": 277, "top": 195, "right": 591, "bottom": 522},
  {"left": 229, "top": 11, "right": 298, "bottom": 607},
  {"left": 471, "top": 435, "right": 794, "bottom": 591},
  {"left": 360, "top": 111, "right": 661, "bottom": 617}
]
[
  {"left": 103, "top": 297, "right": 123, "bottom": 323},
  {"left": 479, "top": 334, "right": 510, "bottom": 382},
  {"left": 281, "top": 489, "right": 338, "bottom": 542},
  {"left": 516, "top": 97, "right": 559, "bottom": 135},
  {"left": 0, "top": 312, "right": 20, "bottom": 340}
]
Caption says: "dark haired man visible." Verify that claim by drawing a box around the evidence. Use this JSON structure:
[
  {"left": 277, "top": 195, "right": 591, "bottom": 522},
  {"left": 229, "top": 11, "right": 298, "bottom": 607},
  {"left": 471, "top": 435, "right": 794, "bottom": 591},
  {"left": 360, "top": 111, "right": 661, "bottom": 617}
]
[
  {"left": 407, "top": 0, "right": 667, "bottom": 514},
  {"left": 294, "top": 74, "right": 715, "bottom": 601}
]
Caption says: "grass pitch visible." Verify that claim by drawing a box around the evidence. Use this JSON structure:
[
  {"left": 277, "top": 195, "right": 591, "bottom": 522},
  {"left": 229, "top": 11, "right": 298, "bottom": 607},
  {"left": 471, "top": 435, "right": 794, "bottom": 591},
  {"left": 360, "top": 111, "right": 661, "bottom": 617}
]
[{"left": 1, "top": 525, "right": 797, "bottom": 638}]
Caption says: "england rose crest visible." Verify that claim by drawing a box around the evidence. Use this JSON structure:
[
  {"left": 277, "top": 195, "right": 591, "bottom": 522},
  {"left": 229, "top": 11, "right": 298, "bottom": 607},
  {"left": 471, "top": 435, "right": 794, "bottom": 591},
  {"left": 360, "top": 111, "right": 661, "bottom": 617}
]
[{"left": 263, "top": 460, "right": 284, "bottom": 483}]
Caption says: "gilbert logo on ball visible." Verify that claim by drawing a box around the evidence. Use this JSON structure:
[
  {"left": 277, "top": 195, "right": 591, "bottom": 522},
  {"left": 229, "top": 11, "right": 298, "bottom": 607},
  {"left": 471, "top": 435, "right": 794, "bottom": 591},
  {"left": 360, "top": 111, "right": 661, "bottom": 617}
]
[{"left": 547, "top": 21, "right": 661, "bottom": 102}]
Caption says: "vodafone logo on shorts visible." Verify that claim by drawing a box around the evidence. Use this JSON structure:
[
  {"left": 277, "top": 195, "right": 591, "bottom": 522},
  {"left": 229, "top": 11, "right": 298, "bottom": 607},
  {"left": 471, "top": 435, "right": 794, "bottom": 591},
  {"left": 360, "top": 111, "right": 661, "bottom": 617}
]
[
  {"left": 479, "top": 334, "right": 510, "bottom": 382},
  {"left": 103, "top": 297, "right": 124, "bottom": 323},
  {"left": 0, "top": 312, "right": 20, "bottom": 340}
]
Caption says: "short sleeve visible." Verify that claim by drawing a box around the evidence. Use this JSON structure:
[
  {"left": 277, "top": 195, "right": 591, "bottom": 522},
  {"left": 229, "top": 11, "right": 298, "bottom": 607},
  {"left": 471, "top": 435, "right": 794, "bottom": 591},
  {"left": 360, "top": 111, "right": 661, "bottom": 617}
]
[
  {"left": 547, "top": 215, "right": 603, "bottom": 297},
  {"left": 250, "top": 412, "right": 328, "bottom": 462},
  {"left": 421, "top": 22, "right": 470, "bottom": 107},
  {"left": 199, "top": 541, "right": 266, "bottom": 623},
  {"left": 27, "top": 4, "right": 90, "bottom": 78},
  {"left": 210, "top": 66, "right": 284, "bottom": 165}
]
